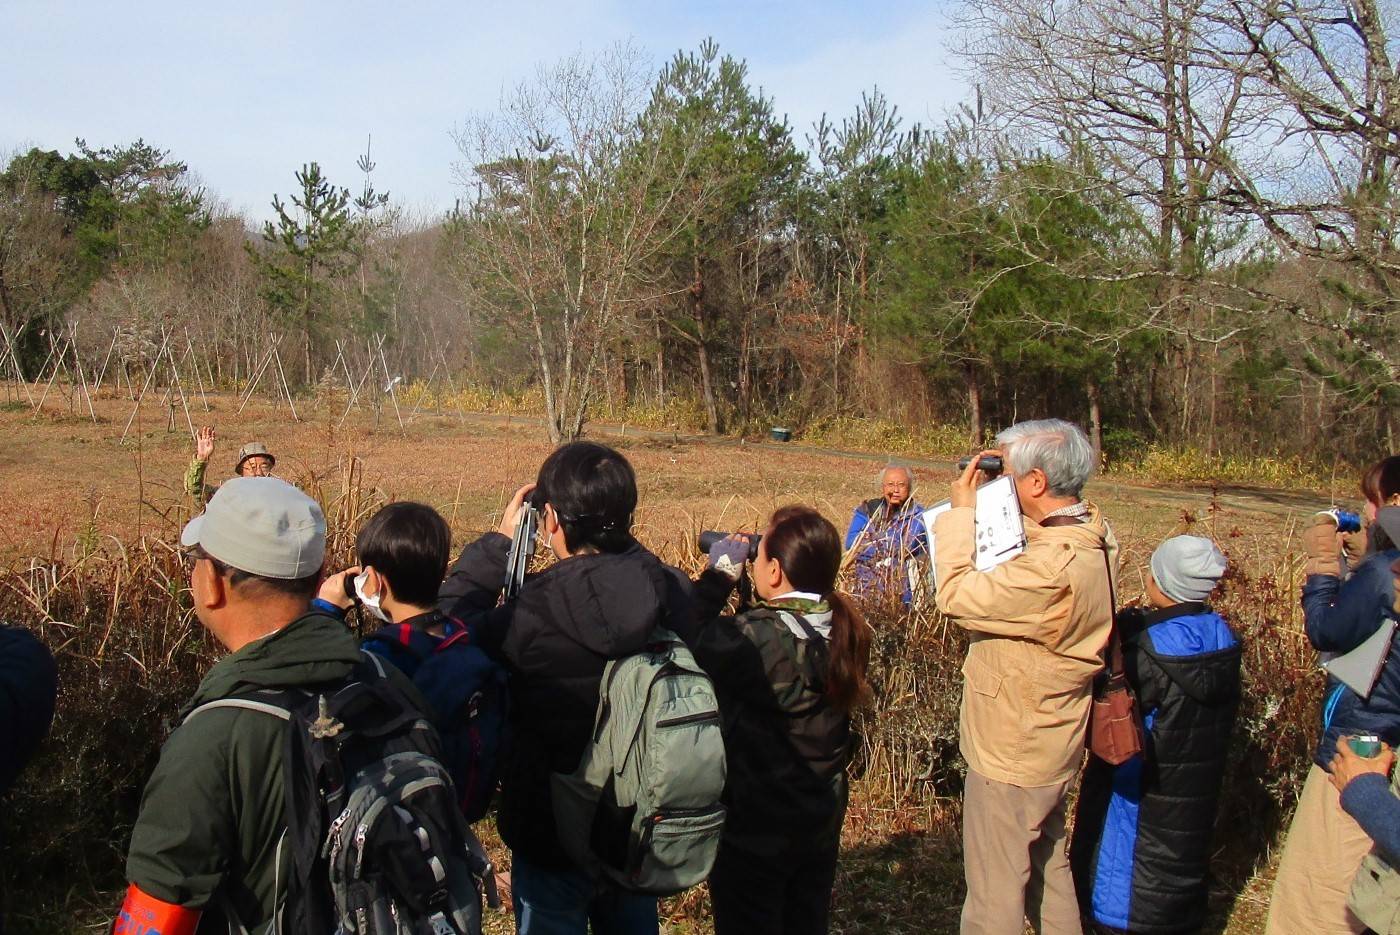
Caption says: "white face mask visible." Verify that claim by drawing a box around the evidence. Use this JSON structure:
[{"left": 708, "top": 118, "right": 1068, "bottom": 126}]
[{"left": 354, "top": 569, "right": 392, "bottom": 623}]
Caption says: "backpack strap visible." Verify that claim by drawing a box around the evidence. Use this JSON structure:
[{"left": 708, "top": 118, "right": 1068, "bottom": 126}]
[
  {"left": 771, "top": 610, "right": 831, "bottom": 706},
  {"left": 360, "top": 648, "right": 388, "bottom": 678},
  {"left": 436, "top": 629, "right": 471, "bottom": 653},
  {"left": 782, "top": 609, "right": 828, "bottom": 646},
  {"left": 182, "top": 696, "right": 293, "bottom": 725}
]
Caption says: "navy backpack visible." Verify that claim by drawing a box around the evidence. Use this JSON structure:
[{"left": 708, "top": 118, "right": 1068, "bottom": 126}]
[{"left": 363, "top": 614, "right": 508, "bottom": 823}]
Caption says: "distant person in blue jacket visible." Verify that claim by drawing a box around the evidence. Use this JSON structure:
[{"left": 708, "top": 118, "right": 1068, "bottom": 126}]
[
  {"left": 843, "top": 465, "right": 925, "bottom": 605},
  {"left": 1268, "top": 458, "right": 1400, "bottom": 935},
  {"left": 1071, "top": 535, "right": 1241, "bottom": 935}
]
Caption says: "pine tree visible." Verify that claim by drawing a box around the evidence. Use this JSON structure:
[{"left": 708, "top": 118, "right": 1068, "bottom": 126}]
[{"left": 249, "top": 162, "right": 354, "bottom": 381}]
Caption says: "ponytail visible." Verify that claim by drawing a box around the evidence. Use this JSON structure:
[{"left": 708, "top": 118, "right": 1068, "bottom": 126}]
[{"left": 823, "top": 590, "right": 871, "bottom": 713}]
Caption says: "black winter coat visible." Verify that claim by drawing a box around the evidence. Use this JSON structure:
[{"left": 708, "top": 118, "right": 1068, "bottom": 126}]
[
  {"left": 1070, "top": 602, "right": 1241, "bottom": 935},
  {"left": 679, "top": 570, "right": 850, "bottom": 857},
  {"left": 438, "top": 533, "right": 692, "bottom": 868}
]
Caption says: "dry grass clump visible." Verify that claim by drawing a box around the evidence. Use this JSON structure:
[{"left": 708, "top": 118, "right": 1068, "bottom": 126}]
[
  {"left": 1106, "top": 444, "right": 1338, "bottom": 493},
  {"left": 0, "top": 537, "right": 212, "bottom": 930}
]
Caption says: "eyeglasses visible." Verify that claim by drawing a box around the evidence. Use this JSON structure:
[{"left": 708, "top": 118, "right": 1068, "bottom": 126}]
[{"left": 179, "top": 546, "right": 228, "bottom": 577}]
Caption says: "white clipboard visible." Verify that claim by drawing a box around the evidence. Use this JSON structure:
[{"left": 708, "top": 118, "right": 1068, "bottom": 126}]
[{"left": 923, "top": 475, "right": 1028, "bottom": 584}]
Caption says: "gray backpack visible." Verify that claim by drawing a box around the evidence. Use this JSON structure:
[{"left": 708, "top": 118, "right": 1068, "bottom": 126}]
[
  {"left": 550, "top": 626, "right": 727, "bottom": 895},
  {"left": 187, "top": 653, "right": 496, "bottom": 935}
]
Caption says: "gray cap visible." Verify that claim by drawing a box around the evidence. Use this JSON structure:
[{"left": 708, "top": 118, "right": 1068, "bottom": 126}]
[
  {"left": 235, "top": 442, "right": 275, "bottom": 472},
  {"left": 1151, "top": 535, "right": 1228, "bottom": 603},
  {"left": 180, "top": 477, "right": 325, "bottom": 579}
]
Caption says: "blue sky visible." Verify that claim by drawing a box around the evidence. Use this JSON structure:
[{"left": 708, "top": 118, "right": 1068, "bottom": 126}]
[{"left": 2, "top": 1, "right": 966, "bottom": 223}]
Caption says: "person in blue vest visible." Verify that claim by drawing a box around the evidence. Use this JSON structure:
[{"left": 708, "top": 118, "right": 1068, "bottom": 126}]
[
  {"left": 1070, "top": 535, "right": 1241, "bottom": 934},
  {"left": 843, "top": 465, "right": 926, "bottom": 604}
]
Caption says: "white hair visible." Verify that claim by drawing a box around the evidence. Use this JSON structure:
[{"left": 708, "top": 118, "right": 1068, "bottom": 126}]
[
  {"left": 995, "top": 419, "right": 1095, "bottom": 498},
  {"left": 878, "top": 463, "right": 914, "bottom": 491}
]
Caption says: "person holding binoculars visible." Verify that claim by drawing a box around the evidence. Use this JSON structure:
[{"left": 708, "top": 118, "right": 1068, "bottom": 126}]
[
  {"left": 1268, "top": 457, "right": 1400, "bottom": 935},
  {"left": 932, "top": 418, "right": 1115, "bottom": 935},
  {"left": 686, "top": 506, "right": 871, "bottom": 935},
  {"left": 437, "top": 442, "right": 693, "bottom": 935}
]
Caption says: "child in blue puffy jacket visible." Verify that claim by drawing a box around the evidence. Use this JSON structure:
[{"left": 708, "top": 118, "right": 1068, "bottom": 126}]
[{"left": 1071, "top": 536, "right": 1241, "bottom": 935}]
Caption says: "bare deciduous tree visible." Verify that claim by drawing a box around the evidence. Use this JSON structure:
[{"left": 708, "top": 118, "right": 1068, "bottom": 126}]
[{"left": 451, "top": 44, "right": 710, "bottom": 442}]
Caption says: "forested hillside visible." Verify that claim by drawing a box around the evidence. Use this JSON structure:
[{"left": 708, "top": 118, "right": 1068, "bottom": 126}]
[{"left": 3, "top": 4, "right": 1396, "bottom": 459}]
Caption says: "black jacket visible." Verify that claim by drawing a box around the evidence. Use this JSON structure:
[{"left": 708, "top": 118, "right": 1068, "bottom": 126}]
[
  {"left": 678, "top": 570, "right": 850, "bottom": 857},
  {"left": 0, "top": 626, "right": 57, "bottom": 794},
  {"left": 439, "top": 533, "right": 692, "bottom": 868},
  {"left": 1071, "top": 603, "right": 1242, "bottom": 934}
]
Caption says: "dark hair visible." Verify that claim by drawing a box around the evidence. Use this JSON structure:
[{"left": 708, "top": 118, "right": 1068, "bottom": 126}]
[
  {"left": 191, "top": 546, "right": 320, "bottom": 602},
  {"left": 763, "top": 505, "right": 871, "bottom": 712},
  {"left": 535, "top": 442, "right": 637, "bottom": 554},
  {"left": 356, "top": 502, "right": 452, "bottom": 607},
  {"left": 1362, "top": 455, "right": 1400, "bottom": 506}
]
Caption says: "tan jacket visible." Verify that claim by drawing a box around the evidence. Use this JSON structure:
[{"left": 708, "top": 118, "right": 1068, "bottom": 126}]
[{"left": 933, "top": 504, "right": 1115, "bottom": 787}]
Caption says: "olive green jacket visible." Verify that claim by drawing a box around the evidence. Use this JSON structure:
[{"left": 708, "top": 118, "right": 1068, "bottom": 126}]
[
  {"left": 125, "top": 613, "right": 365, "bottom": 932},
  {"left": 183, "top": 457, "right": 218, "bottom": 505}
]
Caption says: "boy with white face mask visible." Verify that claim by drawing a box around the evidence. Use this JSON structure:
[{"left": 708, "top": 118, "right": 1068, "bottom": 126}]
[
  {"left": 317, "top": 501, "right": 452, "bottom": 629},
  {"left": 317, "top": 502, "right": 508, "bottom": 825}
]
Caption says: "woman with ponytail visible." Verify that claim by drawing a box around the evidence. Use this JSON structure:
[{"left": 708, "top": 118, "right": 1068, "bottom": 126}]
[{"left": 683, "top": 505, "right": 871, "bottom": 934}]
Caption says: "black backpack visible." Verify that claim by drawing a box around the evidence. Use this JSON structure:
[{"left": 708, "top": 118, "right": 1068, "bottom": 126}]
[{"left": 185, "top": 653, "right": 495, "bottom": 934}]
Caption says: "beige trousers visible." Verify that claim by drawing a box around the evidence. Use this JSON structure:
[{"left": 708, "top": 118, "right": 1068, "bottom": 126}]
[
  {"left": 1266, "top": 763, "right": 1372, "bottom": 935},
  {"left": 961, "top": 769, "right": 1083, "bottom": 935}
]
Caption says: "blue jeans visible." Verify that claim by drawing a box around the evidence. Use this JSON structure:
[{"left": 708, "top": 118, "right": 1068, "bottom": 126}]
[{"left": 511, "top": 853, "right": 658, "bottom": 935}]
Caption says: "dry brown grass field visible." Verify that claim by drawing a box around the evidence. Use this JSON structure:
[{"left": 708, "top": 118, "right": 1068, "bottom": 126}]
[{"left": 0, "top": 387, "right": 1340, "bottom": 933}]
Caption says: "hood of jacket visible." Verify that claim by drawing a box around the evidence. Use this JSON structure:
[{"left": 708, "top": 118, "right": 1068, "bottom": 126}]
[
  {"left": 181, "top": 612, "right": 362, "bottom": 716},
  {"left": 528, "top": 542, "right": 674, "bottom": 657},
  {"left": 1138, "top": 604, "right": 1241, "bottom": 706}
]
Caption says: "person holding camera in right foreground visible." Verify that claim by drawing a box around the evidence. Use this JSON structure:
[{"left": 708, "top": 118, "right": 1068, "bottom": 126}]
[
  {"left": 933, "top": 418, "right": 1115, "bottom": 935},
  {"left": 1267, "top": 458, "right": 1400, "bottom": 935},
  {"left": 684, "top": 506, "right": 870, "bottom": 935}
]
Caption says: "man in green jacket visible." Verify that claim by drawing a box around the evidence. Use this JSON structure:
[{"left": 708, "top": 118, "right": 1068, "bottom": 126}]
[
  {"left": 114, "top": 477, "right": 346, "bottom": 935},
  {"left": 184, "top": 425, "right": 277, "bottom": 505}
]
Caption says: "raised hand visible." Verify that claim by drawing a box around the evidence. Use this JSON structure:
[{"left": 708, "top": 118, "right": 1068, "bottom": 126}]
[
  {"left": 195, "top": 426, "right": 216, "bottom": 463},
  {"left": 952, "top": 448, "right": 1001, "bottom": 509}
]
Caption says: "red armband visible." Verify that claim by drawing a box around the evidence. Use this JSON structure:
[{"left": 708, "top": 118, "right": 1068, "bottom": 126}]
[{"left": 113, "top": 883, "right": 201, "bottom": 935}]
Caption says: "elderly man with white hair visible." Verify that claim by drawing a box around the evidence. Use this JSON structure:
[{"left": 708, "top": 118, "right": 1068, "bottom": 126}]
[
  {"left": 933, "top": 418, "right": 1116, "bottom": 935},
  {"left": 844, "top": 463, "right": 926, "bottom": 604}
]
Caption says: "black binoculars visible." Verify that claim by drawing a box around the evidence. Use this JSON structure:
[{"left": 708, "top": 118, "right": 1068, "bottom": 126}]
[
  {"left": 957, "top": 455, "right": 1004, "bottom": 476},
  {"left": 697, "top": 531, "right": 761, "bottom": 561}
]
